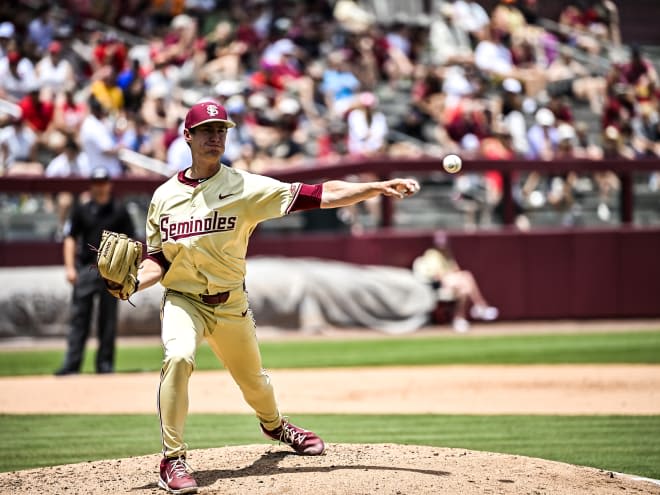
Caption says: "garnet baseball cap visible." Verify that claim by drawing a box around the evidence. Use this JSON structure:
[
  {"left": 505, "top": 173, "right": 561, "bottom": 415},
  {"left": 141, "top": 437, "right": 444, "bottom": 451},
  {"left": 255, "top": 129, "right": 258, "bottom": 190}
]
[{"left": 184, "top": 101, "right": 235, "bottom": 131}]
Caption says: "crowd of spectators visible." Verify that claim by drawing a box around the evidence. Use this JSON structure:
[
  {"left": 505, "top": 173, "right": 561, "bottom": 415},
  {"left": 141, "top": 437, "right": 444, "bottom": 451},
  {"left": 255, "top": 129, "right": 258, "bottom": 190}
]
[{"left": 0, "top": 0, "right": 658, "bottom": 231}]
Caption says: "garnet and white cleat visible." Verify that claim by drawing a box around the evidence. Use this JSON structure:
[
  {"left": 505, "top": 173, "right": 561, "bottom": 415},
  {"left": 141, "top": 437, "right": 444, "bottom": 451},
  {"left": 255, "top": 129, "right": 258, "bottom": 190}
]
[
  {"left": 159, "top": 456, "right": 198, "bottom": 494},
  {"left": 261, "top": 418, "right": 326, "bottom": 455}
]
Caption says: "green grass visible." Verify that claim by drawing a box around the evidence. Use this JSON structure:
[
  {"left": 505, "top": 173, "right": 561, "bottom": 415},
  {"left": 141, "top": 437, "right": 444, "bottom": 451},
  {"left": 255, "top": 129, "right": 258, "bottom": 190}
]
[
  {"left": 1, "top": 414, "right": 659, "bottom": 479},
  {"left": 2, "top": 330, "right": 660, "bottom": 376}
]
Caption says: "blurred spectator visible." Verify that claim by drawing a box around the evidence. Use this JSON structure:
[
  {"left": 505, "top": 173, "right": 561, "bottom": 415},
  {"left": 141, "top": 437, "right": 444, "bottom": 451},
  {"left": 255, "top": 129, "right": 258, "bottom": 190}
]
[
  {"left": 545, "top": 46, "right": 607, "bottom": 114},
  {"left": 117, "top": 57, "right": 147, "bottom": 116},
  {"left": 574, "top": 120, "right": 605, "bottom": 160},
  {"left": 120, "top": 115, "right": 158, "bottom": 159},
  {"left": 17, "top": 81, "right": 64, "bottom": 158},
  {"left": 27, "top": 5, "right": 56, "bottom": 53},
  {"left": 0, "top": 49, "right": 38, "bottom": 102},
  {"left": 321, "top": 50, "right": 362, "bottom": 117},
  {"left": 0, "top": 21, "right": 16, "bottom": 58},
  {"left": 45, "top": 136, "right": 91, "bottom": 178},
  {"left": 90, "top": 65, "right": 124, "bottom": 113},
  {"left": 621, "top": 45, "right": 659, "bottom": 103},
  {"left": 91, "top": 32, "right": 128, "bottom": 74},
  {"left": 52, "top": 89, "right": 88, "bottom": 139},
  {"left": 220, "top": 95, "right": 254, "bottom": 164},
  {"left": 429, "top": 2, "right": 473, "bottom": 66},
  {"left": 0, "top": 115, "right": 42, "bottom": 176},
  {"left": 346, "top": 92, "right": 388, "bottom": 156},
  {"left": 166, "top": 122, "right": 191, "bottom": 175},
  {"left": 45, "top": 137, "right": 91, "bottom": 236},
  {"left": 140, "top": 83, "right": 172, "bottom": 130},
  {"left": 79, "top": 97, "right": 123, "bottom": 177},
  {"left": 631, "top": 101, "right": 660, "bottom": 156},
  {"left": 152, "top": 13, "right": 205, "bottom": 85},
  {"left": 444, "top": 97, "right": 490, "bottom": 146},
  {"left": 547, "top": 93, "right": 574, "bottom": 124},
  {"left": 452, "top": 0, "right": 491, "bottom": 42},
  {"left": 381, "top": 22, "right": 415, "bottom": 89},
  {"left": 35, "top": 41, "right": 75, "bottom": 96},
  {"left": 316, "top": 120, "right": 348, "bottom": 161},
  {"left": 491, "top": 0, "right": 528, "bottom": 38},
  {"left": 583, "top": 0, "right": 622, "bottom": 47},
  {"left": 474, "top": 24, "right": 516, "bottom": 79},
  {"left": 18, "top": 82, "right": 54, "bottom": 135},
  {"left": 499, "top": 77, "right": 529, "bottom": 156},
  {"left": 527, "top": 107, "right": 559, "bottom": 160},
  {"left": 412, "top": 232, "right": 499, "bottom": 333},
  {"left": 199, "top": 20, "right": 248, "bottom": 83}
]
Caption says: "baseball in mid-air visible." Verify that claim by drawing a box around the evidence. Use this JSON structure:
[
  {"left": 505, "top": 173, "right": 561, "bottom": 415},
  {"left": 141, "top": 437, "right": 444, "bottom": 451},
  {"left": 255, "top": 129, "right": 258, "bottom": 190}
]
[{"left": 443, "top": 154, "right": 462, "bottom": 174}]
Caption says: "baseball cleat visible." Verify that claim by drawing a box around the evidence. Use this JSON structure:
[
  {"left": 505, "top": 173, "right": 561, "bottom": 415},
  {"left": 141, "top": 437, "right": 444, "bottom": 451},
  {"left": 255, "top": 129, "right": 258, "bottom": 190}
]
[
  {"left": 261, "top": 418, "right": 326, "bottom": 455},
  {"left": 159, "top": 456, "right": 198, "bottom": 494}
]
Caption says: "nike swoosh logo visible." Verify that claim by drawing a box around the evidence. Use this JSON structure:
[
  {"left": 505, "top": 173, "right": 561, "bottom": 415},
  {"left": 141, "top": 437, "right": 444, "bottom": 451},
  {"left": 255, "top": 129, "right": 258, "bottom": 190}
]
[
  {"left": 241, "top": 309, "right": 248, "bottom": 317},
  {"left": 218, "top": 193, "right": 236, "bottom": 200}
]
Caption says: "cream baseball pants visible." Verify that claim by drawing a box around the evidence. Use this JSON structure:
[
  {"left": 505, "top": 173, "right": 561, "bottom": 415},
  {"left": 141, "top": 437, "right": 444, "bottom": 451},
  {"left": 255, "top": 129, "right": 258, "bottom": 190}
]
[{"left": 158, "top": 288, "right": 281, "bottom": 458}]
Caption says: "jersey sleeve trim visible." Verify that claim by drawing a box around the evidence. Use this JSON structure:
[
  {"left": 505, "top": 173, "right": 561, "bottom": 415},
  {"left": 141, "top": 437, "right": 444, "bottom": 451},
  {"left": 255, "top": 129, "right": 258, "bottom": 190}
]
[
  {"left": 287, "top": 183, "right": 323, "bottom": 213},
  {"left": 146, "top": 251, "right": 170, "bottom": 272}
]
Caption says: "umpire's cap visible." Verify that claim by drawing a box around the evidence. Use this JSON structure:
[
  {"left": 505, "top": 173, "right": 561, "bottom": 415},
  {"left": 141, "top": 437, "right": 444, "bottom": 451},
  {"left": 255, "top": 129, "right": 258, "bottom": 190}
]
[
  {"left": 90, "top": 167, "right": 111, "bottom": 181},
  {"left": 184, "top": 100, "right": 235, "bottom": 131}
]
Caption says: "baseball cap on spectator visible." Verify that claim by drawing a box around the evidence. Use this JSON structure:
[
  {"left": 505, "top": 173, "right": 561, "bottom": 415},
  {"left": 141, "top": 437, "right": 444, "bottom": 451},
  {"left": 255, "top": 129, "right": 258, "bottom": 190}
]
[
  {"left": 604, "top": 125, "right": 620, "bottom": 141},
  {"left": 214, "top": 80, "right": 245, "bottom": 97},
  {"left": 147, "top": 84, "right": 169, "bottom": 100},
  {"left": 171, "top": 14, "right": 194, "bottom": 29},
  {"left": 502, "top": 78, "right": 522, "bottom": 94},
  {"left": 358, "top": 92, "right": 377, "bottom": 107},
  {"left": 184, "top": 101, "right": 235, "bottom": 130},
  {"left": 248, "top": 92, "right": 269, "bottom": 109},
  {"left": 278, "top": 97, "right": 301, "bottom": 115},
  {"left": 7, "top": 51, "right": 20, "bottom": 64},
  {"left": 0, "top": 21, "right": 14, "bottom": 38},
  {"left": 460, "top": 133, "right": 481, "bottom": 152},
  {"left": 535, "top": 108, "right": 556, "bottom": 127},
  {"left": 226, "top": 95, "right": 246, "bottom": 115},
  {"left": 440, "top": 3, "right": 454, "bottom": 17},
  {"left": 48, "top": 41, "right": 63, "bottom": 54},
  {"left": 90, "top": 167, "right": 110, "bottom": 181},
  {"left": 557, "top": 123, "right": 576, "bottom": 142}
]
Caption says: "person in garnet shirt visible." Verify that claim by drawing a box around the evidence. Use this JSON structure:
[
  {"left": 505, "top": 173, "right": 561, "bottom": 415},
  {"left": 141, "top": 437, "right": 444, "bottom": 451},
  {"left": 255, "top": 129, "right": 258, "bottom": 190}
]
[
  {"left": 17, "top": 82, "right": 61, "bottom": 155},
  {"left": 18, "top": 83, "right": 54, "bottom": 134}
]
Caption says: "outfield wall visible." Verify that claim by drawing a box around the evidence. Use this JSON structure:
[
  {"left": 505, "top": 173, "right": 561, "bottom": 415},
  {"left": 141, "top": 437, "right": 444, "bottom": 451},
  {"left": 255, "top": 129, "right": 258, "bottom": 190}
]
[{"left": 248, "top": 227, "right": 660, "bottom": 320}]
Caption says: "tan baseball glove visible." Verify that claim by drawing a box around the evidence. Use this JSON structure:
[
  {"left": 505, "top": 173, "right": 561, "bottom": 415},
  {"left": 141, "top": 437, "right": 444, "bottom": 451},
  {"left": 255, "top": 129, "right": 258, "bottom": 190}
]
[{"left": 96, "top": 230, "right": 142, "bottom": 300}]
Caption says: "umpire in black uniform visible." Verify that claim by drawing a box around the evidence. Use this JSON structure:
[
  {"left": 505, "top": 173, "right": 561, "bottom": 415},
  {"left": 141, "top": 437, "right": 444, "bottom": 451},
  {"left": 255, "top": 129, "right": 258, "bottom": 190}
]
[{"left": 55, "top": 168, "right": 136, "bottom": 375}]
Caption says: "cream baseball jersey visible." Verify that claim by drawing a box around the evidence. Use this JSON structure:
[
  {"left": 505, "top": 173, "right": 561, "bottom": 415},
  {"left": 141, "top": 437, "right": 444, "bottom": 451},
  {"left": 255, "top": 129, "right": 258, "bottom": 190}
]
[{"left": 146, "top": 165, "right": 302, "bottom": 295}]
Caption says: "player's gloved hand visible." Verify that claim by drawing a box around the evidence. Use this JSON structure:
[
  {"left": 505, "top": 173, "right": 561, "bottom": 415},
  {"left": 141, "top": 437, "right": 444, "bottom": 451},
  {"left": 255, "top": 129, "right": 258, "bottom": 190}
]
[{"left": 96, "top": 230, "right": 142, "bottom": 301}]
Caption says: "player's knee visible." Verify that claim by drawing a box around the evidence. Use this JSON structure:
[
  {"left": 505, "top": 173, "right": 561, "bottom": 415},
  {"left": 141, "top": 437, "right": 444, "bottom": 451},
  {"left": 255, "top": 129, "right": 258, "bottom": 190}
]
[{"left": 162, "top": 354, "right": 195, "bottom": 375}]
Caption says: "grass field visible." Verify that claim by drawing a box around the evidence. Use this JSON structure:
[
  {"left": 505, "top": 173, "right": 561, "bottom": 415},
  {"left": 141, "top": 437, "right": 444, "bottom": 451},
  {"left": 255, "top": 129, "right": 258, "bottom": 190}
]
[
  {"left": 2, "top": 329, "right": 659, "bottom": 376},
  {"left": 1, "top": 329, "right": 659, "bottom": 478},
  {"left": 1, "top": 414, "right": 659, "bottom": 478}
]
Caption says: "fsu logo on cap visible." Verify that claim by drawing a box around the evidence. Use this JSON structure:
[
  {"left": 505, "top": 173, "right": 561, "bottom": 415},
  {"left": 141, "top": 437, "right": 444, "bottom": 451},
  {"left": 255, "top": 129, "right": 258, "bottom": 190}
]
[{"left": 206, "top": 105, "right": 219, "bottom": 116}]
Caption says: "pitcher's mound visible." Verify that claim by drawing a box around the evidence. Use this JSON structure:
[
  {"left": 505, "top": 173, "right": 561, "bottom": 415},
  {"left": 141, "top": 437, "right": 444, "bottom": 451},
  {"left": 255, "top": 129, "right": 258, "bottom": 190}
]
[{"left": 2, "top": 443, "right": 658, "bottom": 495}]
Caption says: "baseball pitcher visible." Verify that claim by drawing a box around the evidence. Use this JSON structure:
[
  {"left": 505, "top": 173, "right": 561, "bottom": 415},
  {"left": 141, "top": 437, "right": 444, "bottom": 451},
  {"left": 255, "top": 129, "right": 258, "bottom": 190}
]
[{"left": 97, "top": 100, "right": 420, "bottom": 494}]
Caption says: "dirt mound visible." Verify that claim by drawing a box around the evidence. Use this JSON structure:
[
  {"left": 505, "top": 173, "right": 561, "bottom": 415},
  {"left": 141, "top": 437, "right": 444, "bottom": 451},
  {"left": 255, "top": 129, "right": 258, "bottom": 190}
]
[{"left": 2, "top": 444, "right": 659, "bottom": 495}]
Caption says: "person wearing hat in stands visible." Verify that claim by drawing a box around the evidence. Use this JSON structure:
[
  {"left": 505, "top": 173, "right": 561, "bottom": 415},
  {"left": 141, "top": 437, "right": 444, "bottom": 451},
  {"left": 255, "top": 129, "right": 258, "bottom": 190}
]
[
  {"left": 0, "top": 21, "right": 16, "bottom": 58},
  {"left": 35, "top": 40, "right": 75, "bottom": 96},
  {"left": 54, "top": 167, "right": 136, "bottom": 375},
  {"left": 79, "top": 96, "right": 124, "bottom": 177},
  {"left": 0, "top": 49, "right": 38, "bottom": 102}
]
